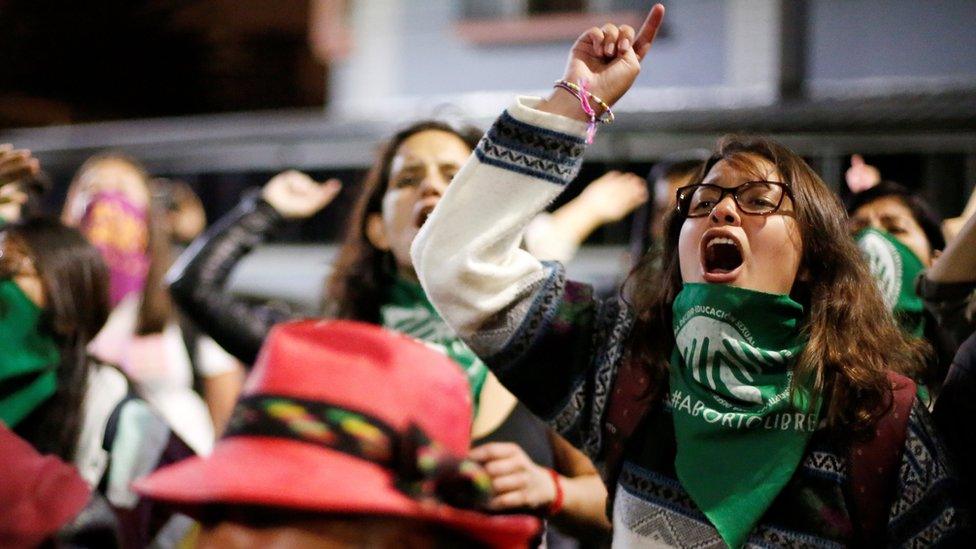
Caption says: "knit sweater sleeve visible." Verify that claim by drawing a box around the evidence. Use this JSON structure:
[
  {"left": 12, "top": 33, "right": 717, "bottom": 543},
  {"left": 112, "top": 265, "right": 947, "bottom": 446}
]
[
  {"left": 886, "top": 400, "right": 971, "bottom": 544},
  {"left": 412, "top": 97, "right": 632, "bottom": 458}
]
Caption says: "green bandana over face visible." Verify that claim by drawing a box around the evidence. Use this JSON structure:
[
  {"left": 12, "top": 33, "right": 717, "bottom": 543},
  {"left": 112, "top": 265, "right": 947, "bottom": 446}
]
[
  {"left": 0, "top": 279, "right": 60, "bottom": 427},
  {"left": 380, "top": 277, "right": 488, "bottom": 416},
  {"left": 669, "top": 283, "right": 818, "bottom": 548},
  {"left": 855, "top": 228, "right": 926, "bottom": 337}
]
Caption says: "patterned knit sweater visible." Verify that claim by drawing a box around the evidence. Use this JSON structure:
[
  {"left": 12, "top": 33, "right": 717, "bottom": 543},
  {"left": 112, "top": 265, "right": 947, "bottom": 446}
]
[{"left": 412, "top": 98, "right": 969, "bottom": 547}]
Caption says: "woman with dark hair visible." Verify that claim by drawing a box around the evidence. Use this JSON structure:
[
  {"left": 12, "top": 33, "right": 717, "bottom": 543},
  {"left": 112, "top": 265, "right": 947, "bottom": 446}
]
[
  {"left": 0, "top": 218, "right": 195, "bottom": 547},
  {"left": 2, "top": 219, "right": 109, "bottom": 461},
  {"left": 845, "top": 178, "right": 959, "bottom": 396},
  {"left": 412, "top": 5, "right": 968, "bottom": 546},
  {"left": 169, "top": 120, "right": 611, "bottom": 545}
]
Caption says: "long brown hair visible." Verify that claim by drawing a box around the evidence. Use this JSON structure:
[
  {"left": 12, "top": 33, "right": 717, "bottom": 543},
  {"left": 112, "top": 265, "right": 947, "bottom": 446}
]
[
  {"left": 625, "top": 136, "right": 927, "bottom": 437},
  {"left": 9, "top": 218, "right": 111, "bottom": 461},
  {"left": 63, "top": 153, "right": 172, "bottom": 334},
  {"left": 324, "top": 120, "right": 482, "bottom": 322}
]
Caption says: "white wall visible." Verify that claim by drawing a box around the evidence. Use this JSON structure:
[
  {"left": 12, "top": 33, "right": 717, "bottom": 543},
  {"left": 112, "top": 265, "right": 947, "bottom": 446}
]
[{"left": 330, "top": 0, "right": 976, "bottom": 120}]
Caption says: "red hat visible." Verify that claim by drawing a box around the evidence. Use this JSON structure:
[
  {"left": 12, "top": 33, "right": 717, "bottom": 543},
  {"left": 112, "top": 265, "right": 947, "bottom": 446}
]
[{"left": 134, "top": 320, "right": 539, "bottom": 547}]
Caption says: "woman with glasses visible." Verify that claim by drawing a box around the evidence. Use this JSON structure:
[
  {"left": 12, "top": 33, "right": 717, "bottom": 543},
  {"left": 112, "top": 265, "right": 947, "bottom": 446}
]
[{"left": 412, "top": 4, "right": 968, "bottom": 546}]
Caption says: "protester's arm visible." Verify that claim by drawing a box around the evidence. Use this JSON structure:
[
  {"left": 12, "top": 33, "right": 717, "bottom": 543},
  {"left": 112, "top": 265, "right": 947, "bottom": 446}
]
[
  {"left": 927, "top": 205, "right": 976, "bottom": 284},
  {"left": 414, "top": 98, "right": 617, "bottom": 455},
  {"left": 195, "top": 334, "right": 246, "bottom": 435},
  {"left": 0, "top": 144, "right": 40, "bottom": 186},
  {"left": 844, "top": 154, "right": 881, "bottom": 193},
  {"left": 168, "top": 172, "right": 340, "bottom": 365},
  {"left": 942, "top": 187, "right": 976, "bottom": 242},
  {"left": 918, "top": 207, "right": 976, "bottom": 349},
  {"left": 413, "top": 7, "right": 664, "bottom": 456},
  {"left": 0, "top": 145, "right": 41, "bottom": 224},
  {"left": 524, "top": 170, "right": 647, "bottom": 262},
  {"left": 470, "top": 436, "right": 610, "bottom": 540},
  {"left": 547, "top": 430, "right": 611, "bottom": 538}
]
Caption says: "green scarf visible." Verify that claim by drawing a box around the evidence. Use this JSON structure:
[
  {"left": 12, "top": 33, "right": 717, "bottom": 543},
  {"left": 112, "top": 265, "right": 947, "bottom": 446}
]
[
  {"left": 0, "top": 279, "right": 60, "bottom": 427},
  {"left": 670, "top": 283, "right": 818, "bottom": 548},
  {"left": 855, "top": 228, "right": 926, "bottom": 337},
  {"left": 380, "top": 276, "right": 488, "bottom": 415}
]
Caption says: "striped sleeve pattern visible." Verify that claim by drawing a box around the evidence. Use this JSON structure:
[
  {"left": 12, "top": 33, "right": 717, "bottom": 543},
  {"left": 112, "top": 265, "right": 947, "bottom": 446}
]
[
  {"left": 887, "top": 400, "right": 971, "bottom": 546},
  {"left": 474, "top": 110, "right": 586, "bottom": 186},
  {"left": 414, "top": 97, "right": 629, "bottom": 456},
  {"left": 412, "top": 96, "right": 589, "bottom": 339}
]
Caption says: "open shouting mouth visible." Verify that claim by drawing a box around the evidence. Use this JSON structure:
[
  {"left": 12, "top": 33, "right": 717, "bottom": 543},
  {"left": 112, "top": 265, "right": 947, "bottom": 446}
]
[
  {"left": 412, "top": 200, "right": 438, "bottom": 229},
  {"left": 701, "top": 230, "right": 744, "bottom": 283}
]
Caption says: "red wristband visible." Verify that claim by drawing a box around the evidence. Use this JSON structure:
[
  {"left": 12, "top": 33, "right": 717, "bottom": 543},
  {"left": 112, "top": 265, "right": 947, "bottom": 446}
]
[{"left": 546, "top": 468, "right": 564, "bottom": 517}]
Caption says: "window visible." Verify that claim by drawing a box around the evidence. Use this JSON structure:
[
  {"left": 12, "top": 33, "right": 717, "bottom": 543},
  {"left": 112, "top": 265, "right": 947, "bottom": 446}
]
[{"left": 457, "top": 0, "right": 647, "bottom": 45}]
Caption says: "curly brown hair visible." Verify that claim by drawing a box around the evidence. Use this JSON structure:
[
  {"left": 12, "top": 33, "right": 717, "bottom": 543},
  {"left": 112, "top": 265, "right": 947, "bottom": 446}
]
[
  {"left": 324, "top": 120, "right": 483, "bottom": 322},
  {"left": 625, "top": 136, "right": 928, "bottom": 438}
]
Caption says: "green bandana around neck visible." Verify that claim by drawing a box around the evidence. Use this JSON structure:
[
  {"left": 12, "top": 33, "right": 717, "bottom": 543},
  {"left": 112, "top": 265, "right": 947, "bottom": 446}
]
[
  {"left": 669, "top": 283, "right": 819, "bottom": 548},
  {"left": 380, "top": 276, "right": 488, "bottom": 416},
  {"left": 855, "top": 228, "right": 926, "bottom": 337},
  {"left": 0, "top": 279, "right": 60, "bottom": 427}
]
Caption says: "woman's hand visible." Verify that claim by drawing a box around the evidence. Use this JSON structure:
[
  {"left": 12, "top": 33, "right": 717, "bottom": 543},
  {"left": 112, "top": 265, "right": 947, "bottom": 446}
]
[
  {"left": 578, "top": 170, "right": 649, "bottom": 224},
  {"left": 261, "top": 170, "right": 342, "bottom": 219},
  {"left": 0, "top": 144, "right": 40, "bottom": 186},
  {"left": 845, "top": 154, "right": 881, "bottom": 193},
  {"left": 469, "top": 442, "right": 557, "bottom": 512},
  {"left": 539, "top": 3, "right": 666, "bottom": 121}
]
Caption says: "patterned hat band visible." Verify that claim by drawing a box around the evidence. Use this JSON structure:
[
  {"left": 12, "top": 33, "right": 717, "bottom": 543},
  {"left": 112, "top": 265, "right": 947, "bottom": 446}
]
[{"left": 223, "top": 395, "right": 492, "bottom": 509}]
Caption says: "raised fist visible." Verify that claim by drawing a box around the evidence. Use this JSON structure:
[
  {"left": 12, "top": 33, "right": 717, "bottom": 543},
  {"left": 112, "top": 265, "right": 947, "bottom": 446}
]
[
  {"left": 579, "top": 170, "right": 649, "bottom": 223},
  {"left": 0, "top": 144, "right": 40, "bottom": 186},
  {"left": 541, "top": 4, "right": 665, "bottom": 121},
  {"left": 261, "top": 170, "right": 342, "bottom": 220}
]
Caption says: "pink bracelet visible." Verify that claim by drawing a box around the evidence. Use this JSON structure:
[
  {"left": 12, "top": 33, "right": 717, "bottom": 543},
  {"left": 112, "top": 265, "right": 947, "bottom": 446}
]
[{"left": 553, "top": 78, "right": 615, "bottom": 144}]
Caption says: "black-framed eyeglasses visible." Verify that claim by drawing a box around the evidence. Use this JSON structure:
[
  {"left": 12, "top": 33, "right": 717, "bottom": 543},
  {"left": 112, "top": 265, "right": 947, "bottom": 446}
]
[{"left": 675, "top": 181, "right": 794, "bottom": 218}]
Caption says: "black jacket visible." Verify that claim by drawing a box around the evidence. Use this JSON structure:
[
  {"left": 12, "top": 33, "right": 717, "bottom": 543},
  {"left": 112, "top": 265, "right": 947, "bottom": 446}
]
[{"left": 166, "top": 193, "right": 298, "bottom": 365}]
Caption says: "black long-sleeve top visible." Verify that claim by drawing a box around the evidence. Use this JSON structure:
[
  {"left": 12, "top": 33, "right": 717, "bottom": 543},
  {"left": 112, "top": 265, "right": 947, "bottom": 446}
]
[{"left": 166, "top": 192, "right": 300, "bottom": 365}]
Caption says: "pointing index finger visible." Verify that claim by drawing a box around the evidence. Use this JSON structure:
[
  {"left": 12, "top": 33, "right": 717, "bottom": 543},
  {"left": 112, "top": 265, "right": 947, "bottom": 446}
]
[{"left": 633, "top": 3, "right": 666, "bottom": 60}]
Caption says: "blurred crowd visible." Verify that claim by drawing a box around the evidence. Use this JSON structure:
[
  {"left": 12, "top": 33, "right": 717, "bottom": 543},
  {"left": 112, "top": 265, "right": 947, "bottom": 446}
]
[{"left": 2, "top": 4, "right": 975, "bottom": 549}]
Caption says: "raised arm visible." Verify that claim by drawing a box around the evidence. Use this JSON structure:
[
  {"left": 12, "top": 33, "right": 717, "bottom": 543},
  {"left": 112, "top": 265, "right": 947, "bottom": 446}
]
[
  {"left": 412, "top": 5, "right": 665, "bottom": 456},
  {"left": 927, "top": 202, "right": 976, "bottom": 284},
  {"left": 917, "top": 204, "right": 976, "bottom": 349},
  {"left": 167, "top": 171, "right": 340, "bottom": 364},
  {"left": 0, "top": 144, "right": 41, "bottom": 224},
  {"left": 524, "top": 170, "right": 648, "bottom": 262}
]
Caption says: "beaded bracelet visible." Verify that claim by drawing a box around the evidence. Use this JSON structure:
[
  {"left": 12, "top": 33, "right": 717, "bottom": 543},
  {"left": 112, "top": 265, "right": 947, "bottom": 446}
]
[
  {"left": 554, "top": 80, "right": 615, "bottom": 123},
  {"left": 553, "top": 79, "right": 614, "bottom": 144},
  {"left": 546, "top": 468, "right": 565, "bottom": 517}
]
